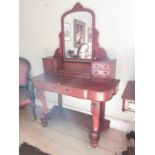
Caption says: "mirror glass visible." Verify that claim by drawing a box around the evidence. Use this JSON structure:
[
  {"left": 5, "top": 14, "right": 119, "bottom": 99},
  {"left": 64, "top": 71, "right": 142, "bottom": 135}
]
[{"left": 64, "top": 11, "right": 93, "bottom": 60}]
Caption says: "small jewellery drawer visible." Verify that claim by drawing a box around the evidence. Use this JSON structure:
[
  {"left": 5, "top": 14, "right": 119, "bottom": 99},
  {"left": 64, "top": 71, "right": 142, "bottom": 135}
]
[
  {"left": 92, "top": 63, "right": 110, "bottom": 70},
  {"left": 92, "top": 70, "right": 111, "bottom": 77},
  {"left": 91, "top": 60, "right": 116, "bottom": 79}
]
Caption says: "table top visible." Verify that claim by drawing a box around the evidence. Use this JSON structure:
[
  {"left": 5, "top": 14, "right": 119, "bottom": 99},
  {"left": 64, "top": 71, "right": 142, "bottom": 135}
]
[
  {"left": 33, "top": 74, "right": 120, "bottom": 102},
  {"left": 33, "top": 74, "right": 120, "bottom": 92},
  {"left": 122, "top": 81, "right": 135, "bottom": 101}
]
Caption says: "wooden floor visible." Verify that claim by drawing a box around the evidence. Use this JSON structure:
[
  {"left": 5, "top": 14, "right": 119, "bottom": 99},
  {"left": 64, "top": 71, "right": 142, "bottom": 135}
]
[{"left": 19, "top": 106, "right": 134, "bottom": 155}]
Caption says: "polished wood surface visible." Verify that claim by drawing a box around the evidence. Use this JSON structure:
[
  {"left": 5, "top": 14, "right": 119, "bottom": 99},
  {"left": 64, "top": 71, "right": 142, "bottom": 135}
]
[
  {"left": 33, "top": 2, "right": 120, "bottom": 147},
  {"left": 33, "top": 74, "right": 119, "bottom": 101},
  {"left": 33, "top": 74, "right": 119, "bottom": 147},
  {"left": 48, "top": 2, "right": 115, "bottom": 79},
  {"left": 122, "top": 81, "right": 135, "bottom": 112},
  {"left": 91, "top": 60, "right": 116, "bottom": 79},
  {"left": 122, "top": 81, "right": 135, "bottom": 101},
  {"left": 121, "top": 81, "right": 135, "bottom": 155}
]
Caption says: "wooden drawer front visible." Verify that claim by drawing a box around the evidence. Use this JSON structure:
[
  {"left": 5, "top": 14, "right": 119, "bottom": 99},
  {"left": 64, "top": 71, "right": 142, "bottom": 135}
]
[
  {"left": 91, "top": 60, "right": 116, "bottom": 79},
  {"left": 92, "top": 69, "right": 111, "bottom": 77},
  {"left": 58, "top": 86, "right": 87, "bottom": 99},
  {"left": 92, "top": 63, "right": 111, "bottom": 70}
]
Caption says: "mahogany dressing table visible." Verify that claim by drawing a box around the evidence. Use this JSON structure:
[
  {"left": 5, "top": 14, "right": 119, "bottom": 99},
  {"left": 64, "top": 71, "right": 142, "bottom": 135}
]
[{"left": 32, "top": 3, "right": 120, "bottom": 147}]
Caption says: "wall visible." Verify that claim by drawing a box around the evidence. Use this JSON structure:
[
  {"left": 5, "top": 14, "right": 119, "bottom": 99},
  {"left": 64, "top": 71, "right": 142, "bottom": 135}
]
[{"left": 20, "top": 0, "right": 134, "bottom": 122}]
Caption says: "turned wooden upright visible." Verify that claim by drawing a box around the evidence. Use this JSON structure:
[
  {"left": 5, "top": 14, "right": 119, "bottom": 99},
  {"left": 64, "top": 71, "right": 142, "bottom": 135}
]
[{"left": 32, "top": 3, "right": 120, "bottom": 147}]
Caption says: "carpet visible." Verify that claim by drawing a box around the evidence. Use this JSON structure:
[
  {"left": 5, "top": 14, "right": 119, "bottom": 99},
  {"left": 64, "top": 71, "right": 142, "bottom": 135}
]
[{"left": 19, "top": 142, "right": 51, "bottom": 155}]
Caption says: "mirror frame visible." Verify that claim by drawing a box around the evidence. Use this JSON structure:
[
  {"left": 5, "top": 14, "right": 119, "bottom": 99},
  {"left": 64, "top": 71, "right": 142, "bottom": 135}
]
[{"left": 61, "top": 3, "right": 95, "bottom": 62}]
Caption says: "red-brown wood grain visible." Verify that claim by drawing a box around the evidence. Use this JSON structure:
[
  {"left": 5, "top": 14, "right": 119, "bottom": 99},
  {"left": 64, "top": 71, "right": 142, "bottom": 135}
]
[
  {"left": 33, "top": 74, "right": 119, "bottom": 147},
  {"left": 33, "top": 2, "right": 120, "bottom": 147},
  {"left": 122, "top": 81, "right": 135, "bottom": 101},
  {"left": 122, "top": 81, "right": 135, "bottom": 112}
]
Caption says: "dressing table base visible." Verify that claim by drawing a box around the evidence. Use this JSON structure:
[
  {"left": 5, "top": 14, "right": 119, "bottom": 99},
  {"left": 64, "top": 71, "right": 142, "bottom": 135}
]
[
  {"left": 33, "top": 74, "right": 119, "bottom": 147},
  {"left": 36, "top": 89, "right": 111, "bottom": 147}
]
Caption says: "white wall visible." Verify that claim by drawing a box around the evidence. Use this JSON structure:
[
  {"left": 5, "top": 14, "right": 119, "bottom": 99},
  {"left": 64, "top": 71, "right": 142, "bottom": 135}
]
[{"left": 20, "top": 0, "right": 134, "bottom": 122}]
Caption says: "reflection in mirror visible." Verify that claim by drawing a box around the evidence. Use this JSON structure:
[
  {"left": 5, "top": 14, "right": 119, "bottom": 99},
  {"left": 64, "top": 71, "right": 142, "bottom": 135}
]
[{"left": 64, "top": 11, "right": 92, "bottom": 60}]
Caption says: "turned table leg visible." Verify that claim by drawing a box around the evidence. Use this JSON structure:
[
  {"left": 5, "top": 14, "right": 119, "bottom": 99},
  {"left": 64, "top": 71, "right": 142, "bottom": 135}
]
[
  {"left": 58, "top": 93, "right": 63, "bottom": 113},
  {"left": 100, "top": 101, "right": 110, "bottom": 130},
  {"left": 89, "top": 101, "right": 100, "bottom": 147},
  {"left": 36, "top": 89, "right": 48, "bottom": 127}
]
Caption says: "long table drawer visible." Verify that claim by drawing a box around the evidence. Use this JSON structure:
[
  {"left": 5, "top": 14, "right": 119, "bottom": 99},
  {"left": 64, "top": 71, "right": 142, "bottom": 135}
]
[{"left": 57, "top": 86, "right": 87, "bottom": 99}]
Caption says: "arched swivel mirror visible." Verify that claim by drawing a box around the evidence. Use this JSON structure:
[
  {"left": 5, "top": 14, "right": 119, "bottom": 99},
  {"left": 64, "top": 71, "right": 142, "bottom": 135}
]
[{"left": 62, "top": 3, "right": 95, "bottom": 62}]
